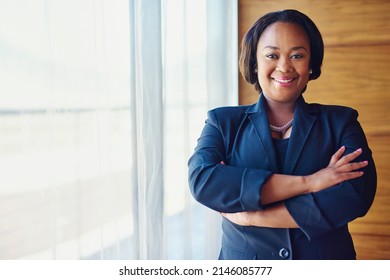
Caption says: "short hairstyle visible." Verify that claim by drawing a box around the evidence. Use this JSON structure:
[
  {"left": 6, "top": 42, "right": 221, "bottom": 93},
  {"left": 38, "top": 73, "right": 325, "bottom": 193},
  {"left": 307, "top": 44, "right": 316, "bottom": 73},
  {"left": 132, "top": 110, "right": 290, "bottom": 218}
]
[{"left": 239, "top": 9, "right": 324, "bottom": 93}]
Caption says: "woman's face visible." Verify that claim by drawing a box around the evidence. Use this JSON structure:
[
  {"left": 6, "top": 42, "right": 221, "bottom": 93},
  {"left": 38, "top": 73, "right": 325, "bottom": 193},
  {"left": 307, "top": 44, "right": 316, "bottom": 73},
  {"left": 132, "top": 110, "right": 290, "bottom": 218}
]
[{"left": 256, "top": 22, "right": 311, "bottom": 105}]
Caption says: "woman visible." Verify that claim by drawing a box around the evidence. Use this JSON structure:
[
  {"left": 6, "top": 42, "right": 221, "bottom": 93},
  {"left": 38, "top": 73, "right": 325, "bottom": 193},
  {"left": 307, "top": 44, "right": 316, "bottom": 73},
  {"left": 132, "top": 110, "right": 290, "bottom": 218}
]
[{"left": 188, "top": 9, "right": 376, "bottom": 260}]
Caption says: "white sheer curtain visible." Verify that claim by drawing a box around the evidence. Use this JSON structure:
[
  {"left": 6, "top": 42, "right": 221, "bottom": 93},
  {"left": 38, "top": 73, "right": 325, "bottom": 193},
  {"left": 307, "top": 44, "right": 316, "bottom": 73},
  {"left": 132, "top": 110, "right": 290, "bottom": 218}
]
[
  {"left": 0, "top": 0, "right": 237, "bottom": 260},
  {"left": 163, "top": 0, "right": 238, "bottom": 259},
  {"left": 129, "top": 0, "right": 164, "bottom": 259}
]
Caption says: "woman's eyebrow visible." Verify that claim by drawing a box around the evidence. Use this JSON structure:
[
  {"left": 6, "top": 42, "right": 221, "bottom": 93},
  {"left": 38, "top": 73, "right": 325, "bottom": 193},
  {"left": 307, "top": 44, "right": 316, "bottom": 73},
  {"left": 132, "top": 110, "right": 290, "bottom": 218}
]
[
  {"left": 263, "top": 45, "right": 308, "bottom": 52},
  {"left": 291, "top": 46, "right": 309, "bottom": 52},
  {"left": 263, "top": 45, "right": 279, "bottom": 50}
]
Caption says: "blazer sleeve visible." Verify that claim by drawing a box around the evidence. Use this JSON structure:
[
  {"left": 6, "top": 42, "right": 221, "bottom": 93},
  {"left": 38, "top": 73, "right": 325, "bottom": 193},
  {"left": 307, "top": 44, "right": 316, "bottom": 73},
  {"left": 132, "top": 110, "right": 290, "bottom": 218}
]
[
  {"left": 188, "top": 109, "right": 273, "bottom": 213},
  {"left": 285, "top": 109, "right": 377, "bottom": 240}
]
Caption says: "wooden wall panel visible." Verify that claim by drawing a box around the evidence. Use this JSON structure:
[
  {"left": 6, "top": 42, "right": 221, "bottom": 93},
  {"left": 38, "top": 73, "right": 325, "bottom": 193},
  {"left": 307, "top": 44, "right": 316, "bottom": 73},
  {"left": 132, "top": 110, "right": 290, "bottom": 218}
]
[
  {"left": 238, "top": 0, "right": 390, "bottom": 259},
  {"left": 308, "top": 45, "right": 390, "bottom": 134},
  {"left": 238, "top": 0, "right": 390, "bottom": 46}
]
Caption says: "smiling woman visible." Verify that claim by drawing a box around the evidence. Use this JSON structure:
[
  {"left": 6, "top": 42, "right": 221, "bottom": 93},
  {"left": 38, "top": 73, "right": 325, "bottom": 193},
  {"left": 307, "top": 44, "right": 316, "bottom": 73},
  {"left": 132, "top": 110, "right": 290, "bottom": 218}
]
[
  {"left": 255, "top": 22, "right": 311, "bottom": 130},
  {"left": 188, "top": 9, "right": 377, "bottom": 260},
  {"left": 237, "top": 0, "right": 390, "bottom": 260}
]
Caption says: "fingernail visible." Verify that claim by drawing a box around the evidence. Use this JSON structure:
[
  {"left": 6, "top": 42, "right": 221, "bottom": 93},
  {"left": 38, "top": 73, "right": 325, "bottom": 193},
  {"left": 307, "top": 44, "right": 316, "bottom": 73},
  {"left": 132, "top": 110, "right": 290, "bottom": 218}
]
[{"left": 356, "top": 148, "right": 362, "bottom": 152}]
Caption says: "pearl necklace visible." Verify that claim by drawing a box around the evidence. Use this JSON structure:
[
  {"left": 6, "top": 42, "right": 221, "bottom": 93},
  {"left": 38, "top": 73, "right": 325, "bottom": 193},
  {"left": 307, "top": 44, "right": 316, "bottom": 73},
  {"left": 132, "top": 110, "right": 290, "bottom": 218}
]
[{"left": 269, "top": 118, "right": 293, "bottom": 134}]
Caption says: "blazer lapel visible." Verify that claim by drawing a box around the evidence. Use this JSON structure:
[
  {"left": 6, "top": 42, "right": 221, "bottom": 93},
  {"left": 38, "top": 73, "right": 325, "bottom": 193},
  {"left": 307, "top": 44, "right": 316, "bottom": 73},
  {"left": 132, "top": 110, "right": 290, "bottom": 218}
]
[
  {"left": 283, "top": 96, "right": 317, "bottom": 174},
  {"left": 247, "top": 95, "right": 279, "bottom": 172}
]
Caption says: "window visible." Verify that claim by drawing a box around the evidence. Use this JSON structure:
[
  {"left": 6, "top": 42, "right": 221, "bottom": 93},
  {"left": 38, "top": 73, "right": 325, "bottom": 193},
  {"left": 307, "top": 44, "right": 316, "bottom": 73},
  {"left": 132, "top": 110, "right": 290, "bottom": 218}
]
[{"left": 0, "top": 0, "right": 237, "bottom": 260}]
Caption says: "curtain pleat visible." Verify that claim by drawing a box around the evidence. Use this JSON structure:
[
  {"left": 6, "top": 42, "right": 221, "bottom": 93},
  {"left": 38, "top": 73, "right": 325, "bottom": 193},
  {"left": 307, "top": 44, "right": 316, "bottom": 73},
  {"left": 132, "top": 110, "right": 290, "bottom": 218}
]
[
  {"left": 162, "top": 0, "right": 238, "bottom": 259},
  {"left": 129, "top": 0, "right": 164, "bottom": 260}
]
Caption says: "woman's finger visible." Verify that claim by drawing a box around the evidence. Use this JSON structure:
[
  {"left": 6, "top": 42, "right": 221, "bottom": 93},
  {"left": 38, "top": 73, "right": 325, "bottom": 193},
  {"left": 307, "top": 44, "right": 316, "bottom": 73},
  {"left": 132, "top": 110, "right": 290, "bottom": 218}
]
[
  {"left": 328, "top": 146, "right": 346, "bottom": 166},
  {"left": 334, "top": 148, "right": 363, "bottom": 167},
  {"left": 338, "top": 160, "right": 368, "bottom": 172}
]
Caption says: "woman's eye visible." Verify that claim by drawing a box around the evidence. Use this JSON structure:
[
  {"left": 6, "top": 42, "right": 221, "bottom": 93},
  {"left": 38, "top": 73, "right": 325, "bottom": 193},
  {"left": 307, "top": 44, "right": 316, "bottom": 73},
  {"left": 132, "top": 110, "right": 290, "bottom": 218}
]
[
  {"left": 291, "top": 54, "right": 303, "bottom": 59},
  {"left": 266, "top": 54, "right": 278, "bottom": 59}
]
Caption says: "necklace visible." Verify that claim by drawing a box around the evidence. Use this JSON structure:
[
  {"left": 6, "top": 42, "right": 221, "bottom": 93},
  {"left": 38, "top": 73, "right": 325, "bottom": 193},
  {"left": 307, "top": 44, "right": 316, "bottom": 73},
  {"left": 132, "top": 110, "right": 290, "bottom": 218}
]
[{"left": 269, "top": 118, "right": 293, "bottom": 134}]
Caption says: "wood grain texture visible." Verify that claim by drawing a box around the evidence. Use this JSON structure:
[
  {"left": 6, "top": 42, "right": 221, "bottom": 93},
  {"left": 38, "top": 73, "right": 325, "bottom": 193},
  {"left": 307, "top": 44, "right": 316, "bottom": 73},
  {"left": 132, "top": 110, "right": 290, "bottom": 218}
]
[
  {"left": 307, "top": 45, "right": 390, "bottom": 135},
  {"left": 238, "top": 0, "right": 390, "bottom": 46},
  {"left": 351, "top": 234, "right": 390, "bottom": 260},
  {"left": 238, "top": 0, "right": 390, "bottom": 259}
]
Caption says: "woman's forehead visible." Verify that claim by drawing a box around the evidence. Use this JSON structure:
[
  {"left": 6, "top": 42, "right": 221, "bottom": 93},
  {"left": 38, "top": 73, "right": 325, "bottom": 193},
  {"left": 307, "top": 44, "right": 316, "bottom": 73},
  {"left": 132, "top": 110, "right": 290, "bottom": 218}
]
[{"left": 258, "top": 22, "right": 310, "bottom": 49}]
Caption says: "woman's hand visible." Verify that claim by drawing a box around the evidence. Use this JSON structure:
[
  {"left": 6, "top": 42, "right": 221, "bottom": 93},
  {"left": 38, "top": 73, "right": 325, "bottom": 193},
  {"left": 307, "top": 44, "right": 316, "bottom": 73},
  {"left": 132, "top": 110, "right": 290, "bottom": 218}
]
[
  {"left": 221, "top": 211, "right": 255, "bottom": 226},
  {"left": 220, "top": 147, "right": 368, "bottom": 228},
  {"left": 220, "top": 147, "right": 368, "bottom": 207},
  {"left": 221, "top": 204, "right": 299, "bottom": 228},
  {"left": 305, "top": 146, "right": 368, "bottom": 193}
]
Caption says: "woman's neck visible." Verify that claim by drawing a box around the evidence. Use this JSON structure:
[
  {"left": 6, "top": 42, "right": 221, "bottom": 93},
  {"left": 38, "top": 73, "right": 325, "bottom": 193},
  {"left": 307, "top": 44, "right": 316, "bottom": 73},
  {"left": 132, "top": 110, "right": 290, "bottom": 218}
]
[
  {"left": 265, "top": 99, "right": 296, "bottom": 140},
  {"left": 266, "top": 101, "right": 295, "bottom": 127}
]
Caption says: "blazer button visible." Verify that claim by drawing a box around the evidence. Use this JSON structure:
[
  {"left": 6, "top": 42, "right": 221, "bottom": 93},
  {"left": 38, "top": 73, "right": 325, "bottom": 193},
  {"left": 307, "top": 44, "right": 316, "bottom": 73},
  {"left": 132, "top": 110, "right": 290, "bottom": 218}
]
[{"left": 279, "top": 248, "right": 290, "bottom": 259}]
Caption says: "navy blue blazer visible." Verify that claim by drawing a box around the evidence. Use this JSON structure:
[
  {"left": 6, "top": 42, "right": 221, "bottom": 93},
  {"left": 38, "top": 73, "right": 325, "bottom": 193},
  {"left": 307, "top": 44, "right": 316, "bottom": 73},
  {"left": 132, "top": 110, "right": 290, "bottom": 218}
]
[{"left": 188, "top": 94, "right": 376, "bottom": 260}]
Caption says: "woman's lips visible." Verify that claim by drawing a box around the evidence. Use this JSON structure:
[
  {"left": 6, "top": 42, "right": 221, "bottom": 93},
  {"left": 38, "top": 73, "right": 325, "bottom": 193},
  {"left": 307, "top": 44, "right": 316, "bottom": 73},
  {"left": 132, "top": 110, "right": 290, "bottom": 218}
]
[{"left": 272, "top": 77, "right": 296, "bottom": 86}]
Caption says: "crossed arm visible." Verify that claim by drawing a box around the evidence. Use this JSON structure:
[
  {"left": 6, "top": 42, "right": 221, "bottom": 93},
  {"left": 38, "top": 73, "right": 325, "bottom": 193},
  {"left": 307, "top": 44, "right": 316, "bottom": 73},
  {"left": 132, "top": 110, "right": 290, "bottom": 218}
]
[{"left": 221, "top": 146, "right": 368, "bottom": 228}]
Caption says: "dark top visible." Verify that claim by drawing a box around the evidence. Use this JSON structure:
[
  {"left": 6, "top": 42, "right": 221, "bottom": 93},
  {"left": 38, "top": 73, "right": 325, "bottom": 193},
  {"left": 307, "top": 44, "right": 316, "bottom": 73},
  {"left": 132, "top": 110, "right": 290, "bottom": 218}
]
[
  {"left": 189, "top": 94, "right": 376, "bottom": 260},
  {"left": 273, "top": 137, "right": 320, "bottom": 259}
]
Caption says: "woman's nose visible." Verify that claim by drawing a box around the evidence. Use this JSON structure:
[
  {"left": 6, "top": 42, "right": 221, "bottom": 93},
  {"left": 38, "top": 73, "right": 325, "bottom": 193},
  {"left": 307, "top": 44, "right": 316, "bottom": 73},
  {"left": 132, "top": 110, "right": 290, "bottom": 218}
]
[{"left": 276, "top": 57, "right": 293, "bottom": 73}]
